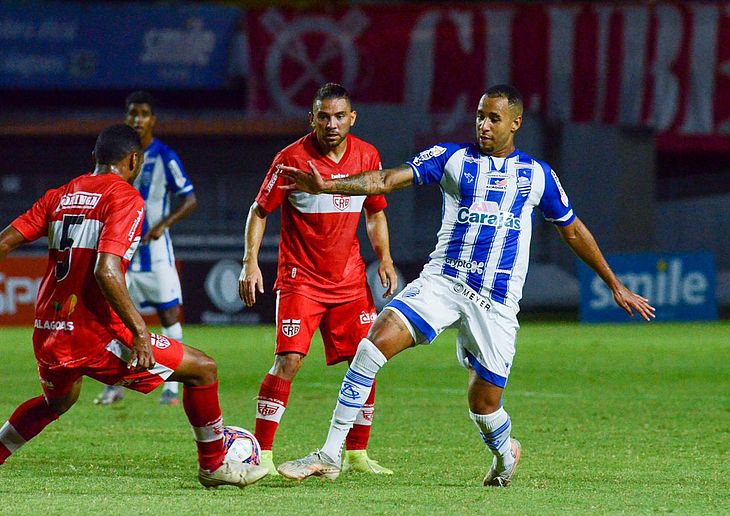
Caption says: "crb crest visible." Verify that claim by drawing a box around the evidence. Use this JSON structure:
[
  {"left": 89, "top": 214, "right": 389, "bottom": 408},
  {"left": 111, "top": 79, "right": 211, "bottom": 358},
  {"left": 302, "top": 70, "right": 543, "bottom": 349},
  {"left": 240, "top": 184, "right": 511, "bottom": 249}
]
[
  {"left": 281, "top": 319, "right": 301, "bottom": 337},
  {"left": 332, "top": 194, "right": 350, "bottom": 211}
]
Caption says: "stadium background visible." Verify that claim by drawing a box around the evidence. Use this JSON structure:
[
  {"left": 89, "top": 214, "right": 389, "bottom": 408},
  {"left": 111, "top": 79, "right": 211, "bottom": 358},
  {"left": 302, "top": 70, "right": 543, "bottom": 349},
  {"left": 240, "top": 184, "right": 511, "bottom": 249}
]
[{"left": 1, "top": 0, "right": 729, "bottom": 324}]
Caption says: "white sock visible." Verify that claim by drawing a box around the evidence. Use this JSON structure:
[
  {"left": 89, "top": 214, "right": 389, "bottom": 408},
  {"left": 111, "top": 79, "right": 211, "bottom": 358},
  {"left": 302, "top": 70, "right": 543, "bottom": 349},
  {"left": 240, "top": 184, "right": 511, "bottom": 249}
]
[
  {"left": 321, "top": 339, "right": 386, "bottom": 463},
  {"left": 162, "top": 323, "right": 183, "bottom": 394},
  {"left": 470, "top": 407, "right": 514, "bottom": 469}
]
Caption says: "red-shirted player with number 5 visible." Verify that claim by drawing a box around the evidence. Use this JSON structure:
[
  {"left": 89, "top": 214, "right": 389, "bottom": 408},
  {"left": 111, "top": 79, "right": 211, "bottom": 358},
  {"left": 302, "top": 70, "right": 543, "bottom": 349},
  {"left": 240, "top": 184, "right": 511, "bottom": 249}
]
[
  {"left": 0, "top": 125, "right": 267, "bottom": 489},
  {"left": 239, "top": 83, "right": 398, "bottom": 476}
]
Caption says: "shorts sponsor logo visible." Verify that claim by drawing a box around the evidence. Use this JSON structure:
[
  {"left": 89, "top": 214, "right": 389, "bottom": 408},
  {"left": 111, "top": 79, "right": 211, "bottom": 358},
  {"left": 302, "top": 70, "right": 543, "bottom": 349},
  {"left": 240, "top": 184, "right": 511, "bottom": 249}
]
[
  {"left": 34, "top": 319, "right": 75, "bottom": 331},
  {"left": 55, "top": 191, "right": 102, "bottom": 212},
  {"left": 451, "top": 282, "right": 491, "bottom": 311},
  {"left": 257, "top": 402, "right": 280, "bottom": 417},
  {"left": 281, "top": 319, "right": 300, "bottom": 337},
  {"left": 332, "top": 194, "right": 350, "bottom": 211},
  {"left": 339, "top": 382, "right": 361, "bottom": 401},
  {"left": 151, "top": 334, "right": 171, "bottom": 349},
  {"left": 456, "top": 201, "right": 521, "bottom": 230},
  {"left": 359, "top": 311, "right": 376, "bottom": 324},
  {"left": 411, "top": 145, "right": 447, "bottom": 166}
]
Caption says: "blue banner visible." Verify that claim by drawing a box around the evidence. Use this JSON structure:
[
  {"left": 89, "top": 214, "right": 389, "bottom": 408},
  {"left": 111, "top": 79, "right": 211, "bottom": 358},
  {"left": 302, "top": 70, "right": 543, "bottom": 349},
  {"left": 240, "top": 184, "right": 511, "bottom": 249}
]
[
  {"left": 0, "top": 2, "right": 239, "bottom": 89},
  {"left": 579, "top": 252, "right": 717, "bottom": 323}
]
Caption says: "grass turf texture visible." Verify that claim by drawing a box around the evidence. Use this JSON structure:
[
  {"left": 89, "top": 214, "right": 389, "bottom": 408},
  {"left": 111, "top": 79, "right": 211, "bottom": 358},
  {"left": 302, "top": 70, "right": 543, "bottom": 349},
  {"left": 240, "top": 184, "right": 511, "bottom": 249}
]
[{"left": 1, "top": 323, "right": 728, "bottom": 515}]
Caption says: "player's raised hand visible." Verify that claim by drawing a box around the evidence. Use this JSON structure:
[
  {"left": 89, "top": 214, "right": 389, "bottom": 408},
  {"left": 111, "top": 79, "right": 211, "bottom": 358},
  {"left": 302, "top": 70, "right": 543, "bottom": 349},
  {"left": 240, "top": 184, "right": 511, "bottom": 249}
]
[
  {"left": 379, "top": 258, "right": 398, "bottom": 298},
  {"left": 129, "top": 332, "right": 155, "bottom": 371},
  {"left": 612, "top": 284, "right": 656, "bottom": 321},
  {"left": 141, "top": 224, "right": 166, "bottom": 244},
  {"left": 239, "top": 261, "right": 264, "bottom": 307},
  {"left": 278, "top": 161, "right": 330, "bottom": 194}
]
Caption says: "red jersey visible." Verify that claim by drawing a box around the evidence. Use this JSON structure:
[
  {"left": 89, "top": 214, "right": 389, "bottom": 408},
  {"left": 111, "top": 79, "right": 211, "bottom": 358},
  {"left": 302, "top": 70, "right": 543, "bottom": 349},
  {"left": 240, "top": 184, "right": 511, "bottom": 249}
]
[
  {"left": 11, "top": 173, "right": 145, "bottom": 369},
  {"left": 256, "top": 132, "right": 387, "bottom": 303}
]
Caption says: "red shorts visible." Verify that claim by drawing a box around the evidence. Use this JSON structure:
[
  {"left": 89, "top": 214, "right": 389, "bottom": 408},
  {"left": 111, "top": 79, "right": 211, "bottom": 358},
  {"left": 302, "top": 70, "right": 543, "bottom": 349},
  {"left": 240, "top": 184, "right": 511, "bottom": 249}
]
[
  {"left": 276, "top": 290, "right": 377, "bottom": 365},
  {"left": 37, "top": 333, "right": 185, "bottom": 400}
]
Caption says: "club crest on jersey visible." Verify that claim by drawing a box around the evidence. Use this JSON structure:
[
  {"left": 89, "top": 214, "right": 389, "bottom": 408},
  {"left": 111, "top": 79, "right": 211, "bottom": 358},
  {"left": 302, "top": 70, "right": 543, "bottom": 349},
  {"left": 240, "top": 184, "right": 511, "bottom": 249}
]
[
  {"left": 332, "top": 194, "right": 350, "bottom": 211},
  {"left": 411, "top": 145, "right": 447, "bottom": 166},
  {"left": 55, "top": 192, "right": 102, "bottom": 212},
  {"left": 517, "top": 168, "right": 533, "bottom": 196},
  {"left": 281, "top": 319, "right": 301, "bottom": 337}
]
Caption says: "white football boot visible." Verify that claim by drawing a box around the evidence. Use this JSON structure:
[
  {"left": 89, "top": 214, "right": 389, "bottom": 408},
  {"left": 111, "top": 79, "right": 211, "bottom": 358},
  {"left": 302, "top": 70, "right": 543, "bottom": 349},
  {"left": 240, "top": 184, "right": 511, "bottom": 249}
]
[
  {"left": 483, "top": 438, "right": 521, "bottom": 487},
  {"left": 277, "top": 450, "right": 341, "bottom": 481},
  {"left": 198, "top": 459, "right": 269, "bottom": 489}
]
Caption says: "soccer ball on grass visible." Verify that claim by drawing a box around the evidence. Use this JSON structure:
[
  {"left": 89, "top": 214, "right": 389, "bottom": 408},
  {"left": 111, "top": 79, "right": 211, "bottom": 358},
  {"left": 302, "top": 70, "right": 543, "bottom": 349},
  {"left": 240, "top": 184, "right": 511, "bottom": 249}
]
[{"left": 223, "top": 426, "right": 261, "bottom": 465}]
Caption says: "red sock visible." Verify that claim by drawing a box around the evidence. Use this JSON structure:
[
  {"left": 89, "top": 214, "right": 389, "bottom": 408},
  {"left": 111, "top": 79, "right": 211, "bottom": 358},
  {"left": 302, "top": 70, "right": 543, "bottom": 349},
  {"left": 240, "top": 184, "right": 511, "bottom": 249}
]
[
  {"left": 346, "top": 380, "right": 376, "bottom": 451},
  {"left": 254, "top": 374, "right": 291, "bottom": 451},
  {"left": 0, "top": 396, "right": 59, "bottom": 464},
  {"left": 182, "top": 381, "right": 225, "bottom": 471}
]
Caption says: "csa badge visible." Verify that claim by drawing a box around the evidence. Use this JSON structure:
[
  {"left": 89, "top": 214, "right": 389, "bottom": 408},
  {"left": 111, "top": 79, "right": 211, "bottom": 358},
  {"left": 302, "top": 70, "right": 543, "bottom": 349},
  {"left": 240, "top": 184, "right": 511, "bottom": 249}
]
[
  {"left": 257, "top": 402, "right": 280, "bottom": 417},
  {"left": 332, "top": 194, "right": 350, "bottom": 211},
  {"left": 281, "top": 319, "right": 301, "bottom": 337}
]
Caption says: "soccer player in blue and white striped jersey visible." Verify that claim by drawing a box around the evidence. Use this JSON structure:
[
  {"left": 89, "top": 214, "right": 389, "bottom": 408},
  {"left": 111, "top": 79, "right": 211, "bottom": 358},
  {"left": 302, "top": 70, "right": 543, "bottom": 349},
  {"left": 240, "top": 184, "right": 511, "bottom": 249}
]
[
  {"left": 276, "top": 84, "right": 655, "bottom": 486},
  {"left": 94, "top": 91, "right": 198, "bottom": 407}
]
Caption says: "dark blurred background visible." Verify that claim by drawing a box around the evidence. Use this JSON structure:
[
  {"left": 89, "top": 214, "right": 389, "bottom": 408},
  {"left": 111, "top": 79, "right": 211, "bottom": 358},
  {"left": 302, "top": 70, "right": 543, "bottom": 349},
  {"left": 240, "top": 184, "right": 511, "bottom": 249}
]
[{"left": 2, "top": 0, "right": 728, "bottom": 323}]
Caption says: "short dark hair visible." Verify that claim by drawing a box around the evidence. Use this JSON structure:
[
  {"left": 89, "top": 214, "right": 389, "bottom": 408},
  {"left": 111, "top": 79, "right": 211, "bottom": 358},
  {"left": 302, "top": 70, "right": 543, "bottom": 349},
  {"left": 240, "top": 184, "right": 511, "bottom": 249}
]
[
  {"left": 125, "top": 90, "right": 155, "bottom": 112},
  {"left": 485, "top": 84, "right": 523, "bottom": 113},
  {"left": 94, "top": 124, "right": 142, "bottom": 165},
  {"left": 313, "top": 83, "right": 352, "bottom": 109}
]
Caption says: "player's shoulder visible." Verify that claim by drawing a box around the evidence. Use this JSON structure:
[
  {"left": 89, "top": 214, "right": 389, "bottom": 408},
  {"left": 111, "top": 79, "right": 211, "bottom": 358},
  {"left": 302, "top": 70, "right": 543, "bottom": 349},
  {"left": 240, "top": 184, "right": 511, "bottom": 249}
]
[
  {"left": 346, "top": 134, "right": 379, "bottom": 155},
  {"left": 512, "top": 148, "right": 551, "bottom": 174},
  {"left": 278, "top": 134, "right": 311, "bottom": 159},
  {"left": 149, "top": 138, "right": 178, "bottom": 159}
]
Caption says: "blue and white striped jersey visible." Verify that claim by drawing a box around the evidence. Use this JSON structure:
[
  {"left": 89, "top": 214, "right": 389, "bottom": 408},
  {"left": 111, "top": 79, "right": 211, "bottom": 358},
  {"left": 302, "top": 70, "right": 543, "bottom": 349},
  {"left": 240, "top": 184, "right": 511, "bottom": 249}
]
[
  {"left": 407, "top": 143, "right": 575, "bottom": 311},
  {"left": 129, "top": 138, "right": 194, "bottom": 272}
]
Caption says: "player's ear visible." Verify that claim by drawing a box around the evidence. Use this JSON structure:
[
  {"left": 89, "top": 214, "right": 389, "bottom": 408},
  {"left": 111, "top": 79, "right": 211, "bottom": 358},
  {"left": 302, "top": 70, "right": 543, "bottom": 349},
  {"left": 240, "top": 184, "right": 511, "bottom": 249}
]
[
  {"left": 308, "top": 111, "right": 315, "bottom": 128},
  {"left": 511, "top": 114, "right": 522, "bottom": 133},
  {"left": 350, "top": 109, "right": 357, "bottom": 127}
]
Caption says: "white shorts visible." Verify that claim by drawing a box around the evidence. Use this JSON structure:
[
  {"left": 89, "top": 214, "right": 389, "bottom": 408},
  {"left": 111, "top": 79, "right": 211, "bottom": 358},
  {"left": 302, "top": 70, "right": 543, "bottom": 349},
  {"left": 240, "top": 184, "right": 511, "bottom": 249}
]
[
  {"left": 126, "top": 263, "right": 182, "bottom": 311},
  {"left": 384, "top": 271, "right": 519, "bottom": 387}
]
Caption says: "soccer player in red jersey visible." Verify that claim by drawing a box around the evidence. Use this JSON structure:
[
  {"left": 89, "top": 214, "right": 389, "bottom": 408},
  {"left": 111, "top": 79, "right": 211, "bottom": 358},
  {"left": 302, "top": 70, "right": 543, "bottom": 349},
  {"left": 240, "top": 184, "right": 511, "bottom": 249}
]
[
  {"left": 0, "top": 125, "right": 267, "bottom": 489},
  {"left": 238, "top": 83, "right": 398, "bottom": 476}
]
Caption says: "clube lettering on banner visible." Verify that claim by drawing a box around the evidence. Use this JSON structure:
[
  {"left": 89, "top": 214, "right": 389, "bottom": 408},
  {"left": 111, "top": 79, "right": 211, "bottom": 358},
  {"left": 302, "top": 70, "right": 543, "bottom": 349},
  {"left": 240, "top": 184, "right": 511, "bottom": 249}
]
[{"left": 247, "top": 3, "right": 730, "bottom": 144}]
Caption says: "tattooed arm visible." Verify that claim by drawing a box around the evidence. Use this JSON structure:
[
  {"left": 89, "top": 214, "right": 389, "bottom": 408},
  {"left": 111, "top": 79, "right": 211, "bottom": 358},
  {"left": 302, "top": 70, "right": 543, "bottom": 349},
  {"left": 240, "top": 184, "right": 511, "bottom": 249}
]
[{"left": 278, "top": 161, "right": 414, "bottom": 195}]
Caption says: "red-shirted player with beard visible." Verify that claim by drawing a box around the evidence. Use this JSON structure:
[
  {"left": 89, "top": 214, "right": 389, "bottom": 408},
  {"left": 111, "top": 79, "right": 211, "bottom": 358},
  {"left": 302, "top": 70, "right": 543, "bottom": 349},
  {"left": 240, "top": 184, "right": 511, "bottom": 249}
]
[
  {"left": 0, "top": 125, "right": 267, "bottom": 489},
  {"left": 239, "top": 83, "right": 398, "bottom": 476}
]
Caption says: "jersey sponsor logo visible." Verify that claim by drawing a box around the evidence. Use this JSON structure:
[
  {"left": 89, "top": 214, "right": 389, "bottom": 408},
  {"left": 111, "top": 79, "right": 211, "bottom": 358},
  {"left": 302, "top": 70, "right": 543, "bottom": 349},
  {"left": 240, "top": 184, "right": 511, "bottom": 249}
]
[
  {"left": 456, "top": 201, "right": 521, "bottom": 230},
  {"left": 445, "top": 256, "right": 485, "bottom": 274},
  {"left": 339, "top": 382, "right": 361, "bottom": 401},
  {"left": 281, "top": 318, "right": 301, "bottom": 337},
  {"left": 551, "top": 170, "right": 569, "bottom": 207},
  {"left": 264, "top": 169, "right": 279, "bottom": 193},
  {"left": 411, "top": 145, "right": 447, "bottom": 166},
  {"left": 128, "top": 209, "right": 144, "bottom": 242},
  {"left": 332, "top": 194, "right": 351, "bottom": 211},
  {"left": 55, "top": 192, "right": 102, "bottom": 212},
  {"left": 257, "top": 402, "right": 280, "bottom": 417},
  {"left": 486, "top": 175, "right": 508, "bottom": 191},
  {"left": 151, "top": 334, "right": 171, "bottom": 349},
  {"left": 34, "top": 319, "right": 75, "bottom": 331},
  {"left": 359, "top": 310, "right": 376, "bottom": 324}
]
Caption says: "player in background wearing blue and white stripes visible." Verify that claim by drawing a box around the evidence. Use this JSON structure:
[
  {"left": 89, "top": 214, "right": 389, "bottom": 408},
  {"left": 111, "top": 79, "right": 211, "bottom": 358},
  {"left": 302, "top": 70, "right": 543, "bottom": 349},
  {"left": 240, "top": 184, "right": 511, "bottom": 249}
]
[
  {"left": 95, "top": 91, "right": 198, "bottom": 407},
  {"left": 276, "top": 85, "right": 655, "bottom": 487}
]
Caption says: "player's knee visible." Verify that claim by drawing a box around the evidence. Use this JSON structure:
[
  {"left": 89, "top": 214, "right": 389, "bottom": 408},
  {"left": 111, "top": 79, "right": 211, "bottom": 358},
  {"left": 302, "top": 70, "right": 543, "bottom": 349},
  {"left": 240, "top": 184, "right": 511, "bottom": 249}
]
[
  {"left": 272, "top": 353, "right": 303, "bottom": 380},
  {"left": 196, "top": 353, "right": 218, "bottom": 385}
]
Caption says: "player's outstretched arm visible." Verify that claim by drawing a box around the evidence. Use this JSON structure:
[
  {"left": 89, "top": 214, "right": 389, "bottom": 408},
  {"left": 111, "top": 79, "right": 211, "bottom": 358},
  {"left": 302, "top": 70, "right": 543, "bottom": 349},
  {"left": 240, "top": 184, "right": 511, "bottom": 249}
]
[
  {"left": 239, "top": 203, "right": 267, "bottom": 307},
  {"left": 364, "top": 209, "right": 397, "bottom": 298},
  {"left": 142, "top": 192, "right": 198, "bottom": 243},
  {"left": 278, "top": 162, "right": 414, "bottom": 196},
  {"left": 95, "top": 252, "right": 154, "bottom": 369},
  {"left": 0, "top": 225, "right": 27, "bottom": 261},
  {"left": 555, "top": 217, "right": 655, "bottom": 321}
]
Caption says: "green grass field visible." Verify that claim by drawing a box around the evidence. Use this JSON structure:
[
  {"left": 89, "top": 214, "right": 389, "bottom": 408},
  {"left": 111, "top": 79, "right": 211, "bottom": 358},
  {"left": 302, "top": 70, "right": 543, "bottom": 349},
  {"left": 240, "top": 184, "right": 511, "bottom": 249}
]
[{"left": 1, "top": 323, "right": 728, "bottom": 514}]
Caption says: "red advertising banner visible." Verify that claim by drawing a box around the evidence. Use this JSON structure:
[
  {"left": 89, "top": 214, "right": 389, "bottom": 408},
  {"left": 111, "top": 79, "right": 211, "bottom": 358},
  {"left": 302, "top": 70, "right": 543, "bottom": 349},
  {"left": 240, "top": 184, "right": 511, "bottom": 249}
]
[
  {"left": 0, "top": 256, "right": 174, "bottom": 327},
  {"left": 247, "top": 3, "right": 730, "bottom": 150}
]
